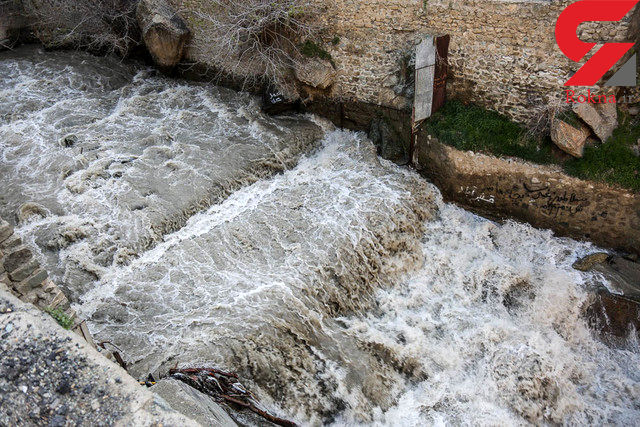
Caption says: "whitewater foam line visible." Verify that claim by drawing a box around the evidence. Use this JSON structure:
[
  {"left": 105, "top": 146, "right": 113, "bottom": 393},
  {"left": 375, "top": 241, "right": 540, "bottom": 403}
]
[
  {"left": 0, "top": 46, "right": 323, "bottom": 301},
  {"left": 78, "top": 130, "right": 437, "bottom": 423}
]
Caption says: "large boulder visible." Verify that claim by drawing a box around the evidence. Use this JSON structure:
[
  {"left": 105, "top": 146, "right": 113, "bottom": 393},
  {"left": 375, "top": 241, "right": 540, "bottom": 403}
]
[
  {"left": 294, "top": 58, "right": 336, "bottom": 90},
  {"left": 573, "top": 102, "right": 618, "bottom": 142},
  {"left": 136, "top": 0, "right": 190, "bottom": 68},
  {"left": 550, "top": 116, "right": 591, "bottom": 158}
]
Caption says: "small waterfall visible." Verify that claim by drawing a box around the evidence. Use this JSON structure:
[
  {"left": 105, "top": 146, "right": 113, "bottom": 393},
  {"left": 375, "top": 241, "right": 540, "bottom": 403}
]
[
  {"left": 1, "top": 47, "right": 638, "bottom": 426},
  {"left": 1, "top": 46, "right": 322, "bottom": 299}
]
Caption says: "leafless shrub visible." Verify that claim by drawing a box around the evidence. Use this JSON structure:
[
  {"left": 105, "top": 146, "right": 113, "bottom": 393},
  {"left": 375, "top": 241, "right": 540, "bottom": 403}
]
[
  {"left": 20, "top": 0, "right": 140, "bottom": 55},
  {"left": 526, "top": 97, "right": 569, "bottom": 137},
  {"left": 176, "top": 0, "right": 321, "bottom": 96}
]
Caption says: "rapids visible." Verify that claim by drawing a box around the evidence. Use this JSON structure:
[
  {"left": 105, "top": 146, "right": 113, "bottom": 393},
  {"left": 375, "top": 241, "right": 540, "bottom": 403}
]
[{"left": 1, "top": 47, "right": 638, "bottom": 425}]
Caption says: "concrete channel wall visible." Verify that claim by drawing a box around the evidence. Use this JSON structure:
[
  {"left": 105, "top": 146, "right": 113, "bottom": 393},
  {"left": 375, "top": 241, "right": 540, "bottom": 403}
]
[{"left": 413, "top": 132, "right": 640, "bottom": 255}]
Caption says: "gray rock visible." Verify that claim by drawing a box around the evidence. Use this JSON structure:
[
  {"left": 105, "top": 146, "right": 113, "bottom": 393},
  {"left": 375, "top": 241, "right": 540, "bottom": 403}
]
[
  {"left": 0, "top": 285, "right": 199, "bottom": 426},
  {"left": 294, "top": 58, "right": 337, "bottom": 90},
  {"left": 0, "top": 220, "right": 12, "bottom": 243},
  {"left": 550, "top": 117, "right": 591, "bottom": 158},
  {"left": 3, "top": 246, "right": 33, "bottom": 273},
  {"left": 152, "top": 378, "right": 237, "bottom": 426},
  {"left": 137, "top": 0, "right": 190, "bottom": 68},
  {"left": 573, "top": 252, "right": 610, "bottom": 271},
  {"left": 19, "top": 268, "right": 48, "bottom": 291},
  {"left": 7, "top": 259, "right": 39, "bottom": 282},
  {"left": 1, "top": 234, "right": 22, "bottom": 251},
  {"left": 573, "top": 102, "right": 618, "bottom": 142}
]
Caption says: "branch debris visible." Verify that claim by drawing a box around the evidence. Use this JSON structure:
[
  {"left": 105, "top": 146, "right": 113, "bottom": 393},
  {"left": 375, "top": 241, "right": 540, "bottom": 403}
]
[{"left": 169, "top": 367, "right": 298, "bottom": 427}]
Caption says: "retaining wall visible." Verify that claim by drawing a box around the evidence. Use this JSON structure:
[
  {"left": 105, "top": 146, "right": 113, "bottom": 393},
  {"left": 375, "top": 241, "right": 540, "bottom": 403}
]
[
  {"left": 0, "top": 217, "right": 93, "bottom": 341},
  {"left": 413, "top": 132, "right": 640, "bottom": 255}
]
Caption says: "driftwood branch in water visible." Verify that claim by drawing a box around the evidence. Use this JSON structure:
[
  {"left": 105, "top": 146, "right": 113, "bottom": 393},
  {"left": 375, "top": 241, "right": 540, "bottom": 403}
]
[{"left": 168, "top": 367, "right": 298, "bottom": 427}]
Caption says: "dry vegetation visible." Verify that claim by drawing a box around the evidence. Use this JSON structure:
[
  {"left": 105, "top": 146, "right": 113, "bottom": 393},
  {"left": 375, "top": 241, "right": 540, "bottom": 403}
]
[
  {"left": 175, "top": 0, "right": 321, "bottom": 95},
  {"left": 14, "top": 0, "right": 322, "bottom": 94},
  {"left": 19, "top": 0, "right": 140, "bottom": 55}
]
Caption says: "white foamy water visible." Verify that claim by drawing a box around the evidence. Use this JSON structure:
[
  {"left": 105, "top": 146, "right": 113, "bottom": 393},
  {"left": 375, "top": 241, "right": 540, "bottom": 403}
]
[
  {"left": 2, "top": 48, "right": 639, "bottom": 426},
  {"left": 336, "top": 203, "right": 640, "bottom": 425},
  {"left": 0, "top": 46, "right": 321, "bottom": 298},
  {"left": 80, "top": 130, "right": 436, "bottom": 422}
]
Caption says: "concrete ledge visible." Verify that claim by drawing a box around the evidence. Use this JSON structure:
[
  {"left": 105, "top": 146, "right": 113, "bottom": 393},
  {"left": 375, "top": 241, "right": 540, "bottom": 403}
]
[
  {"left": 413, "top": 132, "right": 640, "bottom": 255},
  {"left": 0, "top": 285, "right": 199, "bottom": 426}
]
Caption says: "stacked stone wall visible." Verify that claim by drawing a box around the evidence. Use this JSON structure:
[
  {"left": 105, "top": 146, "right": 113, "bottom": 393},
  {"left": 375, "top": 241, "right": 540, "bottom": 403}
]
[
  {"left": 0, "top": 217, "right": 91, "bottom": 338},
  {"left": 307, "top": 0, "right": 638, "bottom": 123}
]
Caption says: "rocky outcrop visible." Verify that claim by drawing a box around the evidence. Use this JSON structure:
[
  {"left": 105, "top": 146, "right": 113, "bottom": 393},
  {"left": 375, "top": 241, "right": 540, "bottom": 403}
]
[
  {"left": 136, "top": 0, "right": 190, "bottom": 68},
  {"left": 413, "top": 132, "right": 640, "bottom": 256},
  {"left": 550, "top": 116, "right": 590, "bottom": 158},
  {"left": 578, "top": 253, "right": 640, "bottom": 341},
  {"left": 0, "top": 219, "right": 71, "bottom": 320},
  {"left": 294, "top": 58, "right": 336, "bottom": 90},
  {"left": 0, "top": 286, "right": 199, "bottom": 426},
  {"left": 152, "top": 379, "right": 237, "bottom": 426},
  {"left": 573, "top": 102, "right": 618, "bottom": 142}
]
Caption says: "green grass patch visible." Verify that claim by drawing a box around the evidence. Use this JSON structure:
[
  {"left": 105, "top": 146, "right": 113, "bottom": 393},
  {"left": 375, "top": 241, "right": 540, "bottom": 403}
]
[
  {"left": 300, "top": 40, "right": 332, "bottom": 61},
  {"left": 424, "top": 100, "right": 640, "bottom": 191},
  {"left": 565, "top": 111, "right": 640, "bottom": 191},
  {"left": 45, "top": 307, "right": 74, "bottom": 330},
  {"left": 423, "top": 100, "right": 554, "bottom": 164}
]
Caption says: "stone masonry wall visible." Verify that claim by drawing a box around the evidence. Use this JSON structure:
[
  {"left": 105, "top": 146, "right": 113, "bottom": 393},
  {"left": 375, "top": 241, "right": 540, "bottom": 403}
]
[
  {"left": 172, "top": 0, "right": 638, "bottom": 123},
  {"left": 413, "top": 132, "right": 640, "bottom": 255},
  {"left": 0, "top": 217, "right": 87, "bottom": 334},
  {"left": 310, "top": 0, "right": 638, "bottom": 123}
]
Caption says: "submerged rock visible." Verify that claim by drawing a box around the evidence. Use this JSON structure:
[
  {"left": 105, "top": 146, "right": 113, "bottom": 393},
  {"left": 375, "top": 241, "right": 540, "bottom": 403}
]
[
  {"left": 581, "top": 254, "right": 640, "bottom": 340},
  {"left": 17, "top": 202, "right": 49, "bottom": 224},
  {"left": 592, "top": 256, "right": 640, "bottom": 301},
  {"left": 574, "top": 253, "right": 640, "bottom": 300},
  {"left": 136, "top": 0, "right": 190, "bottom": 68},
  {"left": 59, "top": 134, "right": 78, "bottom": 148}
]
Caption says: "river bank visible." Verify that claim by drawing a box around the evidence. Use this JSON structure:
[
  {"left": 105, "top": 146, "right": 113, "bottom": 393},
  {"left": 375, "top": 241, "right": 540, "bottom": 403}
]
[{"left": 2, "top": 46, "right": 640, "bottom": 425}]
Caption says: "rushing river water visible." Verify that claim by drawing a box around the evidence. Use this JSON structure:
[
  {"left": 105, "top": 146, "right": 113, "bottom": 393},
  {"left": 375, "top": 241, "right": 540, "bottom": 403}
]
[{"left": 1, "top": 47, "right": 639, "bottom": 425}]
